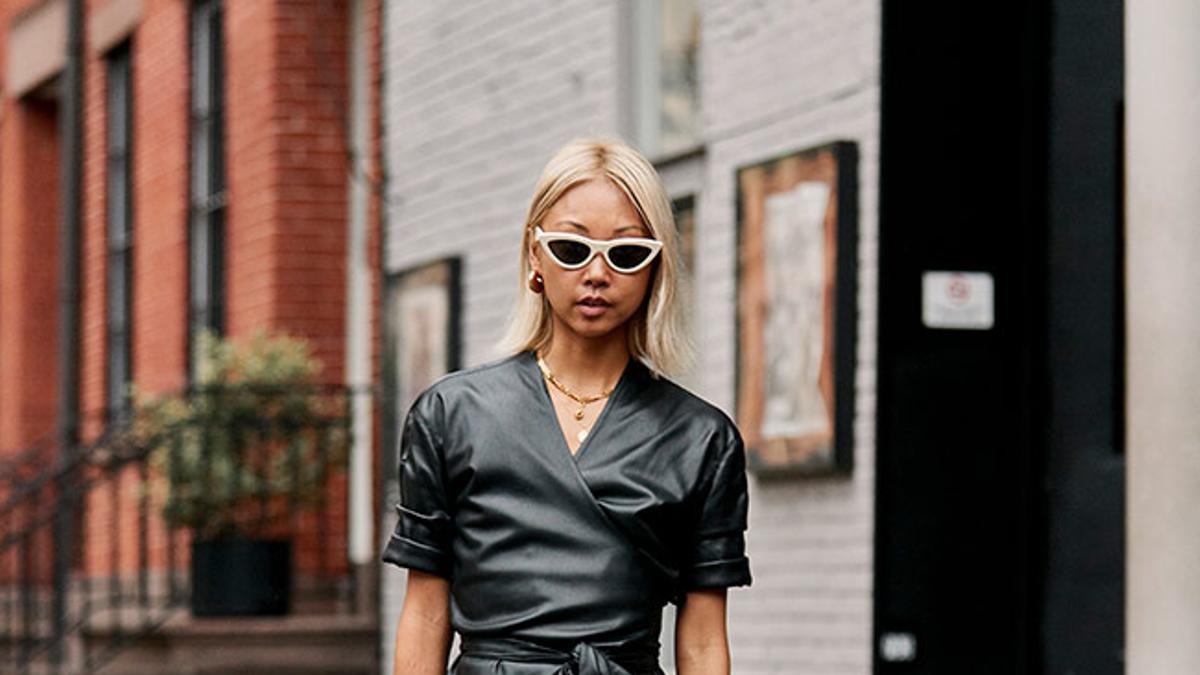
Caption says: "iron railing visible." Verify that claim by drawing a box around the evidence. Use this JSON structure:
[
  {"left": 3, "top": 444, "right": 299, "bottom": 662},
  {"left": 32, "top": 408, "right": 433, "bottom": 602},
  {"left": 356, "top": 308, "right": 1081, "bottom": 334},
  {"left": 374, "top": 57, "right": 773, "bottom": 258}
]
[{"left": 0, "top": 384, "right": 356, "bottom": 675}]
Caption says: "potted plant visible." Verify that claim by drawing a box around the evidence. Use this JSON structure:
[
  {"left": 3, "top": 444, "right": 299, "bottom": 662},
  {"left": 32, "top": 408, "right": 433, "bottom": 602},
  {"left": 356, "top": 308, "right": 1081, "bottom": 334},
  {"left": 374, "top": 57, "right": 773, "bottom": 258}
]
[{"left": 132, "top": 328, "right": 350, "bottom": 617}]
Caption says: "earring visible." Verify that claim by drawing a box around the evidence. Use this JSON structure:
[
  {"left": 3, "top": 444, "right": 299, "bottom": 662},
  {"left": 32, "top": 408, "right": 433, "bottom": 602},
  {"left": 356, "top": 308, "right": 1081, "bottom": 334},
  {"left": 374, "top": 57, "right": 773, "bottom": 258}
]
[{"left": 528, "top": 269, "right": 544, "bottom": 294}]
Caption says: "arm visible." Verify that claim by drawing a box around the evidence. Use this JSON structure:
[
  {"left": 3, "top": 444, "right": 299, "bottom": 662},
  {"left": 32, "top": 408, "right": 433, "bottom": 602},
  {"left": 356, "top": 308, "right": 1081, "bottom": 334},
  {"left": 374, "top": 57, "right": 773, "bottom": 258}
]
[
  {"left": 392, "top": 569, "right": 453, "bottom": 675},
  {"left": 387, "top": 390, "right": 456, "bottom": 674},
  {"left": 674, "top": 588, "right": 731, "bottom": 675},
  {"left": 675, "top": 424, "right": 752, "bottom": 674}
]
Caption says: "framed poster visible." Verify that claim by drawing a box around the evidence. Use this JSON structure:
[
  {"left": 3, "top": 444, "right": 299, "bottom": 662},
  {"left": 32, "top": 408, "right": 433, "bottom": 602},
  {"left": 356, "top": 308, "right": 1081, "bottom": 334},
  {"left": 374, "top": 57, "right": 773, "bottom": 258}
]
[
  {"left": 734, "top": 141, "right": 858, "bottom": 477},
  {"left": 381, "top": 257, "right": 462, "bottom": 508}
]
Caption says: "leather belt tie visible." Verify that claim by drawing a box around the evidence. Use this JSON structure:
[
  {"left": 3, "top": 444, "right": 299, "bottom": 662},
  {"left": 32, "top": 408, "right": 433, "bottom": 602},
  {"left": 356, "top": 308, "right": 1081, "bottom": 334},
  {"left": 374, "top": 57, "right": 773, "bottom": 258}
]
[{"left": 457, "top": 635, "right": 660, "bottom": 674}]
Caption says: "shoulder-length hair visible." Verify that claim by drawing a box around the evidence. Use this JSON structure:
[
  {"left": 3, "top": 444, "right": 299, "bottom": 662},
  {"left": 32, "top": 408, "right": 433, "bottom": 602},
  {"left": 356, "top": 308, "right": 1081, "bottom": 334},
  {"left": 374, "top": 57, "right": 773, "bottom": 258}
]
[{"left": 493, "top": 137, "right": 695, "bottom": 380}]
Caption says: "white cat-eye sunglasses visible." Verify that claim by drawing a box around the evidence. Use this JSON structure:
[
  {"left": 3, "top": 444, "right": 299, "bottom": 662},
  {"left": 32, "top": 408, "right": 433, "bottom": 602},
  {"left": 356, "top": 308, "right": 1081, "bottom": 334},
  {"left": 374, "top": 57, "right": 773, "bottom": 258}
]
[{"left": 534, "top": 226, "right": 663, "bottom": 274}]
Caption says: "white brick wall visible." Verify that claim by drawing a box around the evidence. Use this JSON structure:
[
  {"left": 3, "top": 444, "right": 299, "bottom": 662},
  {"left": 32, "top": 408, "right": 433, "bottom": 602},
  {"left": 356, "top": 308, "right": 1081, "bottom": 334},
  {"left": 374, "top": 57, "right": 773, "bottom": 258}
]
[
  {"left": 385, "top": 0, "right": 625, "bottom": 364},
  {"left": 380, "top": 2, "right": 628, "bottom": 671},
  {"left": 700, "top": 1, "right": 879, "bottom": 671},
  {"left": 381, "top": 1, "right": 880, "bottom": 672}
]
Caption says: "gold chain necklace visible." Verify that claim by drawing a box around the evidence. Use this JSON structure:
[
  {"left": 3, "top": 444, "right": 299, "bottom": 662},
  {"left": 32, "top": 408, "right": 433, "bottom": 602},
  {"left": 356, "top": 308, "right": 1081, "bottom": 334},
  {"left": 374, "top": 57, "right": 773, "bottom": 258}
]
[{"left": 536, "top": 353, "right": 616, "bottom": 444}]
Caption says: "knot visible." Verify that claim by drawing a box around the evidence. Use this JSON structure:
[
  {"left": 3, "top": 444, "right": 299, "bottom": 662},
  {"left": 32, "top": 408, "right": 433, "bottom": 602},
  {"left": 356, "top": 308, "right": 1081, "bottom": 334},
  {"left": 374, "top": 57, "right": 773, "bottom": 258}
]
[{"left": 558, "top": 640, "right": 634, "bottom": 675}]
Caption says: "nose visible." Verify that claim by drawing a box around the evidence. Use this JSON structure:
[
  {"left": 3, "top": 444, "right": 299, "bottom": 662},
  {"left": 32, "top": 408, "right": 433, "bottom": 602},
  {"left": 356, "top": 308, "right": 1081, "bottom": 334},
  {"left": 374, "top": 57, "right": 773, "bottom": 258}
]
[{"left": 582, "top": 250, "right": 611, "bottom": 285}]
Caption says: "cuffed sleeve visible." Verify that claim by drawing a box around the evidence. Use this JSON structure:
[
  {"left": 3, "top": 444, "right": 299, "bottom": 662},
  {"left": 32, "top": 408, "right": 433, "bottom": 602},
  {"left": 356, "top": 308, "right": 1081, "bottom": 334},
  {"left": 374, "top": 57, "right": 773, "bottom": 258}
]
[
  {"left": 679, "top": 424, "right": 752, "bottom": 592},
  {"left": 381, "top": 389, "right": 455, "bottom": 580}
]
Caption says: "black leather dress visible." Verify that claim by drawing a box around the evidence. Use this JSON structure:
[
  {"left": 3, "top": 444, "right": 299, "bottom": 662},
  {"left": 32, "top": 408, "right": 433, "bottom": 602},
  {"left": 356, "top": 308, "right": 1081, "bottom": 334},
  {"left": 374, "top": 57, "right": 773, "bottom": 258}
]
[{"left": 381, "top": 349, "right": 752, "bottom": 674}]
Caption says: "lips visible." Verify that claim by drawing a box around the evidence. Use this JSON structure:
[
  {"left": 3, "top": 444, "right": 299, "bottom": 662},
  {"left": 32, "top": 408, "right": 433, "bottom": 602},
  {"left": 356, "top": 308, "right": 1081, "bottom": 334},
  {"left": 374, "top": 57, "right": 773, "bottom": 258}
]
[
  {"left": 577, "top": 296, "right": 612, "bottom": 318},
  {"left": 577, "top": 296, "right": 611, "bottom": 307}
]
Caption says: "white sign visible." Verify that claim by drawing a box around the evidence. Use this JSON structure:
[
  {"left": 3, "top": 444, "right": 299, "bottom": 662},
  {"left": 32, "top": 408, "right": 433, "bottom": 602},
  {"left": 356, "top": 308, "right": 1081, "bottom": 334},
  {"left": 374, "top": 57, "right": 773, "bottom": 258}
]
[
  {"left": 879, "top": 632, "right": 918, "bottom": 662},
  {"left": 922, "top": 271, "right": 994, "bottom": 329}
]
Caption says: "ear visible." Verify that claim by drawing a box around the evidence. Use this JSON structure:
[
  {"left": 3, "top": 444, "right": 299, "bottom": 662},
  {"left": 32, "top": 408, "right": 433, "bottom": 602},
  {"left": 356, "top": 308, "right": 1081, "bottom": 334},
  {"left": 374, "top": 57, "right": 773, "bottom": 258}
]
[{"left": 528, "top": 233, "right": 542, "bottom": 273}]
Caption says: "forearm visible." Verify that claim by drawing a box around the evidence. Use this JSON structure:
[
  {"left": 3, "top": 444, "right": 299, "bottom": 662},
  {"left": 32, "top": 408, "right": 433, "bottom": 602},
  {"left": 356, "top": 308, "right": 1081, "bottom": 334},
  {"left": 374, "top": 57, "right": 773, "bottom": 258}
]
[
  {"left": 675, "top": 640, "right": 730, "bottom": 675},
  {"left": 392, "top": 600, "right": 453, "bottom": 675},
  {"left": 674, "top": 588, "right": 732, "bottom": 675}
]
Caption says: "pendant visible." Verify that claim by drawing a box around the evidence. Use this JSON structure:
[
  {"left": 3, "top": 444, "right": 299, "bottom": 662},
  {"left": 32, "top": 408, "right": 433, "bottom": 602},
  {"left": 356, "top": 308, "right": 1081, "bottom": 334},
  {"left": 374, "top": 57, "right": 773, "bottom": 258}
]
[
  {"left": 574, "top": 407, "right": 585, "bottom": 421},
  {"left": 577, "top": 428, "right": 588, "bottom": 443}
]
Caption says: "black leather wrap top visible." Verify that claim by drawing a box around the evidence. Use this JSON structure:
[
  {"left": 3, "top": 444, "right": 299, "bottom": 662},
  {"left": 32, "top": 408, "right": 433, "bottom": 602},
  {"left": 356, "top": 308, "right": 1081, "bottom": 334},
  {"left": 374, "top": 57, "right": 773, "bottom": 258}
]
[{"left": 381, "top": 349, "right": 752, "bottom": 674}]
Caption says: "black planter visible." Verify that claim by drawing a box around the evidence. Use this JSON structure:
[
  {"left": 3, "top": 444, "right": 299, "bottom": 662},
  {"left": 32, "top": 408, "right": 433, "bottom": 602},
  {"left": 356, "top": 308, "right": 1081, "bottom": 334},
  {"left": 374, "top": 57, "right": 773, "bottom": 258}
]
[{"left": 190, "top": 537, "right": 292, "bottom": 617}]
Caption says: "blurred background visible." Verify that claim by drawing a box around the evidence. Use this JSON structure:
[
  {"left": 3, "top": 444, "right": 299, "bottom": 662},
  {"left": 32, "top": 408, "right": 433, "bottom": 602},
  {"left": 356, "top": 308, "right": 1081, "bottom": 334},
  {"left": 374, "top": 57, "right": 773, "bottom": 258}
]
[{"left": 0, "top": 0, "right": 1194, "bottom": 673}]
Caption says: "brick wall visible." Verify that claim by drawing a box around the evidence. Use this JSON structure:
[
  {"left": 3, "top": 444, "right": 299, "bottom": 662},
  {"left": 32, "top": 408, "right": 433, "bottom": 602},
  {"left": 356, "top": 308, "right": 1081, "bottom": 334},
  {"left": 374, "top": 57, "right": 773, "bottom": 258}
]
[
  {"left": 380, "top": 1, "right": 626, "bottom": 669},
  {"left": 129, "top": 0, "right": 191, "bottom": 397},
  {"left": 0, "top": 98, "right": 62, "bottom": 452},
  {"left": 702, "top": 2, "right": 879, "bottom": 671},
  {"left": 1, "top": 0, "right": 377, "bottom": 585},
  {"left": 223, "top": 0, "right": 349, "bottom": 380},
  {"left": 82, "top": 0, "right": 108, "bottom": 442},
  {"left": 381, "top": 0, "right": 880, "bottom": 672},
  {"left": 222, "top": 0, "right": 353, "bottom": 577},
  {"left": 383, "top": 0, "right": 623, "bottom": 363},
  {"left": 0, "top": 0, "right": 64, "bottom": 456}
]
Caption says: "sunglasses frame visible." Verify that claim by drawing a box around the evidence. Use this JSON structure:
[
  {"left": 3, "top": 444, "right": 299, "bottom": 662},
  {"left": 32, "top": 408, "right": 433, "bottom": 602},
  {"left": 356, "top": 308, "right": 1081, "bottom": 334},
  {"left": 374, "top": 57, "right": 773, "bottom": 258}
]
[{"left": 533, "top": 226, "right": 663, "bottom": 274}]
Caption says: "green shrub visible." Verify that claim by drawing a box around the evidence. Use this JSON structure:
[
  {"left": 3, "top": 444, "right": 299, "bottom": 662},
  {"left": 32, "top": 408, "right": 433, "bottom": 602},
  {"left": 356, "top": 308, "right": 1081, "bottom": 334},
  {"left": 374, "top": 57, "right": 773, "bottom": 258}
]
[{"left": 133, "top": 329, "right": 350, "bottom": 540}]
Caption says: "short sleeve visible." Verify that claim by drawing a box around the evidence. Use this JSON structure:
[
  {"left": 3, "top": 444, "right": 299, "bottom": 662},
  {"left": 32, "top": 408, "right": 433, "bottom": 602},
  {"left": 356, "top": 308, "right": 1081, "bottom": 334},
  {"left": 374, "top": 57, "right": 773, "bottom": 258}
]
[
  {"left": 679, "top": 424, "right": 752, "bottom": 593},
  {"left": 380, "top": 389, "right": 455, "bottom": 580}
]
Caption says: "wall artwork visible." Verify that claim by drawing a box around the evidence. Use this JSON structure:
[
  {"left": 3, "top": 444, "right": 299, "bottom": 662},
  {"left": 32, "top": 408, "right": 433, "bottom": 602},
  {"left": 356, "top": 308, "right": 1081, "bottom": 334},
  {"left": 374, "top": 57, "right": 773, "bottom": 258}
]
[
  {"left": 735, "top": 141, "right": 858, "bottom": 477},
  {"left": 381, "top": 257, "right": 461, "bottom": 507}
]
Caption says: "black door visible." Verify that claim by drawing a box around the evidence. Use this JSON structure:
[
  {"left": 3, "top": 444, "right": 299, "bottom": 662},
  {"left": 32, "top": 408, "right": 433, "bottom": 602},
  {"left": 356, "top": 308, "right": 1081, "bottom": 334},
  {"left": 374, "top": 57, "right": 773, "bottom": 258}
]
[{"left": 874, "top": 1, "right": 1124, "bottom": 672}]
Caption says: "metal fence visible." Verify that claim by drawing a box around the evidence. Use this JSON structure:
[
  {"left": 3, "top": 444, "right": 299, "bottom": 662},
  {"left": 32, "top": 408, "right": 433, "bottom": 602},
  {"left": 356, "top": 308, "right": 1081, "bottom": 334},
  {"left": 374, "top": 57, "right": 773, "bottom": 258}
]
[{"left": 0, "top": 384, "right": 355, "bottom": 675}]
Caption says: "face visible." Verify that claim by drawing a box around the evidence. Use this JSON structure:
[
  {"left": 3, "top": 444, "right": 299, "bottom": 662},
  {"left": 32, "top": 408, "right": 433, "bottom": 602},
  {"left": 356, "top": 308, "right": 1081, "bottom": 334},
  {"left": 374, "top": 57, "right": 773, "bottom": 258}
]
[{"left": 529, "top": 178, "right": 657, "bottom": 343}]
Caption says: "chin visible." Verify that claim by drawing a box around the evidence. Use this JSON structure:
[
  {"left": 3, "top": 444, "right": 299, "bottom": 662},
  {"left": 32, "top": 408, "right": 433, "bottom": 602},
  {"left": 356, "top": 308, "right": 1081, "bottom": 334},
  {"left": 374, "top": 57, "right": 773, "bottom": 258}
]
[
  {"left": 563, "top": 313, "right": 628, "bottom": 339},
  {"left": 549, "top": 302, "right": 629, "bottom": 339},
  {"left": 567, "top": 321, "right": 620, "bottom": 340}
]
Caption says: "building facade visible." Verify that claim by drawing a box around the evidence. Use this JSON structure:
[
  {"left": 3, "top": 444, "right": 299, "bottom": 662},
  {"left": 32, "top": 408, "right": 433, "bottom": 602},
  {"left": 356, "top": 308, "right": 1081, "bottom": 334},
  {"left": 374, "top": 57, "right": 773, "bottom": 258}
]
[
  {"left": 2, "top": 0, "right": 1193, "bottom": 673},
  {"left": 379, "top": 1, "right": 880, "bottom": 672},
  {"left": 377, "top": 1, "right": 1196, "bottom": 674},
  {"left": 0, "top": 0, "right": 384, "bottom": 671}
]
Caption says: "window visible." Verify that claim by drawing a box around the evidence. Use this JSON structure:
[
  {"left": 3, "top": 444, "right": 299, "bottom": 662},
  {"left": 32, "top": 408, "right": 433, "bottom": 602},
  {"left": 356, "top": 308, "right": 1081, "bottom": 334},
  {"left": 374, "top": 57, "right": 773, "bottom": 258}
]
[
  {"left": 671, "top": 193, "right": 699, "bottom": 389},
  {"left": 106, "top": 43, "right": 133, "bottom": 423},
  {"left": 188, "top": 0, "right": 227, "bottom": 379},
  {"left": 631, "top": 0, "right": 701, "bottom": 158}
]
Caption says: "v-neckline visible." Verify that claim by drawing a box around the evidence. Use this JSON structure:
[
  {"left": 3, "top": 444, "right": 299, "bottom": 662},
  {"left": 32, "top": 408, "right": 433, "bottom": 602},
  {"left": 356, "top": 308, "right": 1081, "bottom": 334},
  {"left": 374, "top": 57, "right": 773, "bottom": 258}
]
[{"left": 527, "top": 349, "right": 635, "bottom": 462}]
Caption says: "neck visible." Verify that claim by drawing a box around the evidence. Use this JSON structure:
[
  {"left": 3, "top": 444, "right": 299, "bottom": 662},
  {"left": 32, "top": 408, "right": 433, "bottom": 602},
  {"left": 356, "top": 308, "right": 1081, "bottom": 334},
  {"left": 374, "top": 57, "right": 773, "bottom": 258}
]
[{"left": 538, "top": 329, "right": 631, "bottom": 394}]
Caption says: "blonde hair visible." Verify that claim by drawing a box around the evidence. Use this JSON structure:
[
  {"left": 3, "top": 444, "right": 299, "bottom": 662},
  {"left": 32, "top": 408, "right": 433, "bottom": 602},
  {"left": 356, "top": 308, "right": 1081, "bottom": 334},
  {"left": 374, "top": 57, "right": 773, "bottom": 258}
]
[{"left": 494, "top": 137, "right": 695, "bottom": 380}]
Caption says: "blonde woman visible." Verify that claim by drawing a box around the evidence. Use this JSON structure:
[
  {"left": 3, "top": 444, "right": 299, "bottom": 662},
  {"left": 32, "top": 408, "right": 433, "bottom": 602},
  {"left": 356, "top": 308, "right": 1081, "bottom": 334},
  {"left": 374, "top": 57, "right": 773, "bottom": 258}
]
[{"left": 384, "top": 137, "right": 752, "bottom": 675}]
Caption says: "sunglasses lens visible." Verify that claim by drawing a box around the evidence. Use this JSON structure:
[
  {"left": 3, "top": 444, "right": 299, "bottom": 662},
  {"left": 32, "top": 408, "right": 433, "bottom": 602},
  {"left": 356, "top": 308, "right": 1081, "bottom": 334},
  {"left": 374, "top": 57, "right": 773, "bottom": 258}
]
[
  {"left": 608, "top": 244, "right": 653, "bottom": 270},
  {"left": 547, "top": 239, "right": 592, "bottom": 266}
]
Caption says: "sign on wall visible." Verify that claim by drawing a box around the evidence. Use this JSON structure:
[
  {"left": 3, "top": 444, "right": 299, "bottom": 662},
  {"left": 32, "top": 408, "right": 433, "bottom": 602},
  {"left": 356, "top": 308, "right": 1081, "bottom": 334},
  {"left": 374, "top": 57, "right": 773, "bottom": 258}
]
[{"left": 921, "top": 271, "right": 995, "bottom": 330}]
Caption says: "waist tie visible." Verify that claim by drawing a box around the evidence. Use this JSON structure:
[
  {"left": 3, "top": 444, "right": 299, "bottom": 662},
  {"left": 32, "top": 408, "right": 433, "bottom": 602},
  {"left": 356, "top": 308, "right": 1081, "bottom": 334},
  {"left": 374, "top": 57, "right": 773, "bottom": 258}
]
[{"left": 457, "top": 635, "right": 661, "bottom": 675}]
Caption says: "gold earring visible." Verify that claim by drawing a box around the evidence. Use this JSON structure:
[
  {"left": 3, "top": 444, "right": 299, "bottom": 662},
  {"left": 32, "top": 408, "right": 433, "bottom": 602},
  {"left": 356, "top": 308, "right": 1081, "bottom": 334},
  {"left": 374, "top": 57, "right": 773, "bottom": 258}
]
[{"left": 528, "top": 270, "right": 544, "bottom": 294}]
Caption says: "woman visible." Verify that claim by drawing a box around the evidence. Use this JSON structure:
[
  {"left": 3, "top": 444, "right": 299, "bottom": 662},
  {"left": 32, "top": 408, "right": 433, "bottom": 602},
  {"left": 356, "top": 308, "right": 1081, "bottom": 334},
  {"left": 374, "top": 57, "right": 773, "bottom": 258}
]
[{"left": 383, "top": 137, "right": 752, "bottom": 675}]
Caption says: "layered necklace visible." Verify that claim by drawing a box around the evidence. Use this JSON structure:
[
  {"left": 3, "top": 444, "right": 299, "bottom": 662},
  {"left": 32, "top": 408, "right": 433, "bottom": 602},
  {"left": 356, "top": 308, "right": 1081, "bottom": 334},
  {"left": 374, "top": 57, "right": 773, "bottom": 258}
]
[{"left": 536, "top": 353, "right": 616, "bottom": 444}]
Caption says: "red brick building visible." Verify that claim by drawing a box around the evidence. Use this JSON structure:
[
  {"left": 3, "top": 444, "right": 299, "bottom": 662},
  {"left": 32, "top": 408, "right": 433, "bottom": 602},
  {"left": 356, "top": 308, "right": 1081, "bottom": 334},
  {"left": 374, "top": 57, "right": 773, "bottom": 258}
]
[{"left": 0, "top": 0, "right": 384, "bottom": 671}]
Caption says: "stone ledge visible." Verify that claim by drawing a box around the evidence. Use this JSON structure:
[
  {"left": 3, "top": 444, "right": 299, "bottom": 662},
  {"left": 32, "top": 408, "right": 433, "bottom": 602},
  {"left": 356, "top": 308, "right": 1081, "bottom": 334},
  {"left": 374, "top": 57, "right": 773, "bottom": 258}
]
[{"left": 90, "top": 612, "right": 378, "bottom": 675}]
